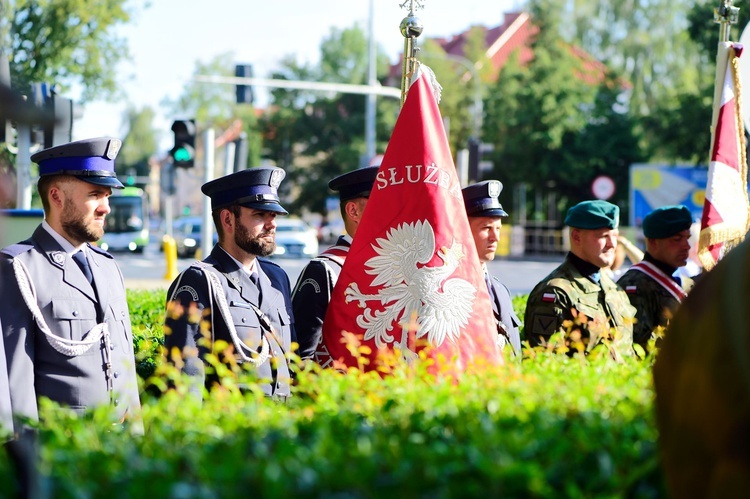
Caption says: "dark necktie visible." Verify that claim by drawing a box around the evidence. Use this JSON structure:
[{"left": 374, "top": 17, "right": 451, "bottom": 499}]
[
  {"left": 72, "top": 251, "right": 93, "bottom": 284},
  {"left": 250, "top": 272, "right": 262, "bottom": 303}
]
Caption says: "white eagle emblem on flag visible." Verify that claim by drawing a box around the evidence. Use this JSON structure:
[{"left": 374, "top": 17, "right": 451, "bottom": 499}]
[{"left": 344, "top": 220, "right": 477, "bottom": 355}]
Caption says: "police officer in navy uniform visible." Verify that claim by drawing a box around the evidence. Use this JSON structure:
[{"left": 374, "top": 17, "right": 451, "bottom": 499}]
[
  {"left": 291, "top": 166, "right": 378, "bottom": 364},
  {"left": 462, "top": 181, "right": 522, "bottom": 357},
  {"left": 164, "top": 167, "right": 296, "bottom": 400},
  {"left": 0, "top": 137, "right": 142, "bottom": 433}
]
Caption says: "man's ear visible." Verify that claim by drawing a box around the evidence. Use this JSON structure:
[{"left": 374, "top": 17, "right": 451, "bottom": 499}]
[
  {"left": 344, "top": 200, "right": 359, "bottom": 221},
  {"left": 570, "top": 228, "right": 581, "bottom": 246},
  {"left": 220, "top": 208, "right": 234, "bottom": 233},
  {"left": 48, "top": 184, "right": 64, "bottom": 209}
]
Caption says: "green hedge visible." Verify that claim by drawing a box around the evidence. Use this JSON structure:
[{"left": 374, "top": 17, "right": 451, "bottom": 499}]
[{"left": 0, "top": 290, "right": 664, "bottom": 497}]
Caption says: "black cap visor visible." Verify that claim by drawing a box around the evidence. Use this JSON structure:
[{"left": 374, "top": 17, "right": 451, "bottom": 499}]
[{"left": 239, "top": 200, "right": 289, "bottom": 215}]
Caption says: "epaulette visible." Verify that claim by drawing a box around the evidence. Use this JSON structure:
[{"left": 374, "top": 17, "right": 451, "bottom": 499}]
[
  {"left": 88, "top": 243, "right": 114, "bottom": 259},
  {"left": 0, "top": 240, "right": 34, "bottom": 258}
]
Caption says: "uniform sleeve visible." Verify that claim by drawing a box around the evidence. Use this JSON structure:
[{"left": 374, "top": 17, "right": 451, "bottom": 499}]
[
  {"left": 291, "top": 260, "right": 331, "bottom": 360},
  {"left": 163, "top": 268, "right": 212, "bottom": 398},
  {"left": 523, "top": 285, "right": 572, "bottom": 347},
  {"left": 0, "top": 256, "right": 38, "bottom": 431}
]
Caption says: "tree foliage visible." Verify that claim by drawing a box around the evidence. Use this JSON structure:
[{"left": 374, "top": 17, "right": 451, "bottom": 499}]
[
  {"left": 260, "top": 24, "right": 399, "bottom": 217},
  {"left": 119, "top": 105, "right": 159, "bottom": 180},
  {"left": 482, "top": 1, "right": 643, "bottom": 215},
  {"left": 1, "top": 0, "right": 135, "bottom": 101},
  {"left": 164, "top": 52, "right": 263, "bottom": 171}
]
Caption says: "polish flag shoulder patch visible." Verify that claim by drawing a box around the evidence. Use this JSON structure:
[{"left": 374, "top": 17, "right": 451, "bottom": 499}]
[
  {"left": 625, "top": 285, "right": 637, "bottom": 294},
  {"left": 542, "top": 293, "right": 556, "bottom": 303}
]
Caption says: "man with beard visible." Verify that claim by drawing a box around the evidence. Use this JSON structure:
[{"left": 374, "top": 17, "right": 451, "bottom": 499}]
[
  {"left": 525, "top": 200, "right": 635, "bottom": 358},
  {"left": 462, "top": 180, "right": 522, "bottom": 358},
  {"left": 164, "top": 167, "right": 295, "bottom": 400},
  {"left": 0, "top": 137, "right": 142, "bottom": 434},
  {"left": 618, "top": 205, "right": 693, "bottom": 351},
  {"left": 291, "top": 166, "right": 378, "bottom": 365}
]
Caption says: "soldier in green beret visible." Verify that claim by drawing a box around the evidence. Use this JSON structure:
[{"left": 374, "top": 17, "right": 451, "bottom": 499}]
[
  {"left": 524, "top": 200, "right": 635, "bottom": 358},
  {"left": 617, "top": 205, "right": 693, "bottom": 351}
]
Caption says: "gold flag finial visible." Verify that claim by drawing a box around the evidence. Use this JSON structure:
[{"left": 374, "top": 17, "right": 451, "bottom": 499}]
[
  {"left": 399, "top": 0, "right": 424, "bottom": 105},
  {"left": 714, "top": 1, "right": 740, "bottom": 42}
]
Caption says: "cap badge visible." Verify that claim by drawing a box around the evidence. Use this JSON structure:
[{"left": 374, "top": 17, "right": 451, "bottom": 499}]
[
  {"left": 104, "top": 139, "right": 122, "bottom": 160},
  {"left": 488, "top": 181, "right": 501, "bottom": 197},
  {"left": 270, "top": 169, "right": 283, "bottom": 189}
]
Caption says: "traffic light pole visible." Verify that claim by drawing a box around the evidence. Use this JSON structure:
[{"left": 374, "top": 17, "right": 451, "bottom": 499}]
[
  {"left": 201, "top": 128, "right": 215, "bottom": 260},
  {"left": 15, "top": 124, "right": 33, "bottom": 209}
]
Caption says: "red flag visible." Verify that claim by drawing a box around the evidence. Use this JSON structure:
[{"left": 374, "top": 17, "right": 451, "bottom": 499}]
[
  {"left": 698, "top": 42, "right": 750, "bottom": 270},
  {"left": 321, "top": 68, "right": 502, "bottom": 374}
]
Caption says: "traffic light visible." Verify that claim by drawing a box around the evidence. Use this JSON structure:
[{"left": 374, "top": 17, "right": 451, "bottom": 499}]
[
  {"left": 467, "top": 137, "right": 494, "bottom": 183},
  {"left": 467, "top": 137, "right": 480, "bottom": 183},
  {"left": 170, "top": 119, "right": 196, "bottom": 168},
  {"left": 235, "top": 64, "right": 254, "bottom": 105}
]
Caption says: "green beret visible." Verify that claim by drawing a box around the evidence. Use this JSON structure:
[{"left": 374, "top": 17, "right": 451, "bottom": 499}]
[
  {"left": 642, "top": 205, "right": 693, "bottom": 239},
  {"left": 564, "top": 200, "right": 619, "bottom": 230}
]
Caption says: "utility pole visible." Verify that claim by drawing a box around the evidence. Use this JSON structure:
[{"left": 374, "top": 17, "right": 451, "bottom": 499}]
[{"left": 364, "top": 0, "right": 377, "bottom": 165}]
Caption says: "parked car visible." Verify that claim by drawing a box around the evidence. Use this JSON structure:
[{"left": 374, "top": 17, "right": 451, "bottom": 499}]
[
  {"left": 172, "top": 216, "right": 217, "bottom": 258},
  {"left": 273, "top": 218, "right": 319, "bottom": 258}
]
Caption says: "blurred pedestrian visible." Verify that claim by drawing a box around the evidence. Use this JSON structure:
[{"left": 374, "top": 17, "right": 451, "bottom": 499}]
[
  {"left": 0, "top": 138, "right": 142, "bottom": 433},
  {"left": 618, "top": 205, "right": 693, "bottom": 351},
  {"left": 524, "top": 200, "right": 635, "bottom": 358},
  {"left": 291, "top": 166, "right": 378, "bottom": 365},
  {"left": 462, "top": 180, "right": 521, "bottom": 357},
  {"left": 164, "top": 167, "right": 295, "bottom": 400}
]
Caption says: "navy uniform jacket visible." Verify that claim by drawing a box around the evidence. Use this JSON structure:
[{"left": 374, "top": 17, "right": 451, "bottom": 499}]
[
  {"left": 0, "top": 225, "right": 142, "bottom": 432},
  {"left": 486, "top": 273, "right": 522, "bottom": 356},
  {"left": 291, "top": 236, "right": 350, "bottom": 360},
  {"left": 164, "top": 245, "right": 295, "bottom": 398}
]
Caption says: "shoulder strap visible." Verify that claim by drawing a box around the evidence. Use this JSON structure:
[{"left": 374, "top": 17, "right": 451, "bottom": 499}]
[{"left": 629, "top": 261, "right": 687, "bottom": 302}]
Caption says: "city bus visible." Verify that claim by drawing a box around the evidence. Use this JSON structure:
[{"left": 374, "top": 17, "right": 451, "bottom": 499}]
[{"left": 99, "top": 186, "right": 149, "bottom": 253}]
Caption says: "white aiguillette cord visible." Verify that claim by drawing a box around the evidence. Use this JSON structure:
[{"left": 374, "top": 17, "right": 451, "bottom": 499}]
[{"left": 175, "top": 263, "right": 271, "bottom": 366}]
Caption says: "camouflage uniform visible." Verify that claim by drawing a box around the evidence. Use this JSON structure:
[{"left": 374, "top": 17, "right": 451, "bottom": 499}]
[
  {"left": 525, "top": 255, "right": 635, "bottom": 356},
  {"left": 617, "top": 263, "right": 690, "bottom": 348}
]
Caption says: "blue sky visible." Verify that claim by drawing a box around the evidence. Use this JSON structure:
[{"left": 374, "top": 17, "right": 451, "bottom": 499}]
[{"left": 74, "top": 0, "right": 520, "bottom": 150}]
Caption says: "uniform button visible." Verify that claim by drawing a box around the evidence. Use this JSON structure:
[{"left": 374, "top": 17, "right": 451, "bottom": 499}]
[
  {"left": 72, "top": 311, "right": 79, "bottom": 317},
  {"left": 115, "top": 399, "right": 119, "bottom": 405},
  {"left": 110, "top": 343, "right": 116, "bottom": 350},
  {"left": 114, "top": 372, "right": 120, "bottom": 379},
  {"left": 242, "top": 318, "right": 246, "bottom": 323}
]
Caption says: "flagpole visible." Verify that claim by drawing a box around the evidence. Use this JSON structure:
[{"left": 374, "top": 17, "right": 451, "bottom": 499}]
[
  {"left": 714, "top": 0, "right": 739, "bottom": 43},
  {"left": 399, "top": 0, "right": 424, "bottom": 106}
]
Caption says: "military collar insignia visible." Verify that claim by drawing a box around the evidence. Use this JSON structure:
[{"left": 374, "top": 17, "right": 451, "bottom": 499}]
[{"left": 51, "top": 251, "right": 66, "bottom": 267}]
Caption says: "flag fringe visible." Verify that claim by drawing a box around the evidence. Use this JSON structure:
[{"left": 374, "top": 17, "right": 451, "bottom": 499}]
[{"left": 699, "top": 46, "right": 750, "bottom": 271}]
